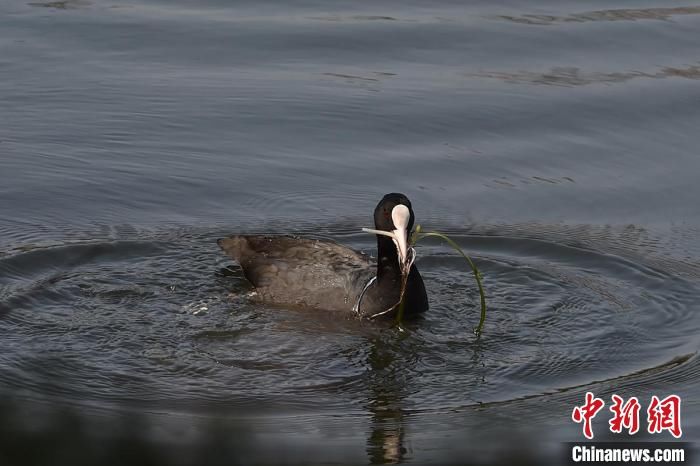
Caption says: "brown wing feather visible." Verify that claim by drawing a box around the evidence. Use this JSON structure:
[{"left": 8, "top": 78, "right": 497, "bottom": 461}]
[{"left": 217, "top": 235, "right": 373, "bottom": 311}]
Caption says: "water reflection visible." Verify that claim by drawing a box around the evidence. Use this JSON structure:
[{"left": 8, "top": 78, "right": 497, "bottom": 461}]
[
  {"left": 365, "top": 331, "right": 412, "bottom": 464},
  {"left": 367, "top": 404, "right": 406, "bottom": 464},
  {"left": 363, "top": 326, "right": 489, "bottom": 464}
]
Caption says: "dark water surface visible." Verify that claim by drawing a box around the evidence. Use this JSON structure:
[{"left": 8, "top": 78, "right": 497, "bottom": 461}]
[{"left": 1, "top": 0, "right": 700, "bottom": 464}]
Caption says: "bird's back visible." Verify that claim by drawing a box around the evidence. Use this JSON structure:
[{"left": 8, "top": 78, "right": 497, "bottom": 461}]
[{"left": 217, "top": 235, "right": 374, "bottom": 312}]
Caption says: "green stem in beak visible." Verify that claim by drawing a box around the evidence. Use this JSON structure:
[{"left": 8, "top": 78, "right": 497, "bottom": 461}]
[
  {"left": 361, "top": 225, "right": 487, "bottom": 337},
  {"left": 411, "top": 230, "right": 487, "bottom": 336}
]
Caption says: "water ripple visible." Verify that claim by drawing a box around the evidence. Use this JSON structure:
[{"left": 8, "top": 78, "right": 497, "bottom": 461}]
[{"left": 497, "top": 6, "right": 700, "bottom": 25}]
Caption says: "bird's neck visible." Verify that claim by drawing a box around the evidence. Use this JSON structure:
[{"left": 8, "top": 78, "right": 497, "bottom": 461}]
[{"left": 376, "top": 236, "right": 402, "bottom": 282}]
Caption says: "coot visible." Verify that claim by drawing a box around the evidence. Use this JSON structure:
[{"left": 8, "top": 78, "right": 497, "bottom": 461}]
[{"left": 217, "top": 193, "right": 428, "bottom": 319}]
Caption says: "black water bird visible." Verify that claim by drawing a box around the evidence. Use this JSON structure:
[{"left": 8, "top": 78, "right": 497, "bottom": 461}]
[{"left": 217, "top": 193, "right": 428, "bottom": 319}]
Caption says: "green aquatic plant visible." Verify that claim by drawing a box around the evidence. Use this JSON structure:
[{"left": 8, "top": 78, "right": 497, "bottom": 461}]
[
  {"left": 398, "top": 225, "right": 487, "bottom": 335},
  {"left": 361, "top": 224, "right": 487, "bottom": 334}
]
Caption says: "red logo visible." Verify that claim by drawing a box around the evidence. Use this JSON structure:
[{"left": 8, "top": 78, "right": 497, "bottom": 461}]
[
  {"left": 647, "top": 395, "right": 682, "bottom": 438},
  {"left": 572, "top": 392, "right": 605, "bottom": 439},
  {"left": 572, "top": 393, "right": 682, "bottom": 439},
  {"left": 609, "top": 394, "right": 641, "bottom": 435}
]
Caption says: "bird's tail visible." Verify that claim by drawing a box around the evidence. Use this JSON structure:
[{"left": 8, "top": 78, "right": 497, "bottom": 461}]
[{"left": 217, "top": 235, "right": 248, "bottom": 263}]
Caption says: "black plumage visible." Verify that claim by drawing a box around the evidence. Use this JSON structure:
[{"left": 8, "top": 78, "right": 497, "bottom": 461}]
[{"left": 217, "top": 193, "right": 428, "bottom": 318}]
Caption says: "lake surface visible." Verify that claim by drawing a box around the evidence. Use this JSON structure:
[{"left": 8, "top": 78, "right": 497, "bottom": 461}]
[{"left": 1, "top": 0, "right": 699, "bottom": 464}]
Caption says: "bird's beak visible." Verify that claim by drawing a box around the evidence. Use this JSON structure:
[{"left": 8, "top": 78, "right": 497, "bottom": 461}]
[
  {"left": 390, "top": 204, "right": 410, "bottom": 269},
  {"left": 361, "top": 204, "right": 413, "bottom": 273}
]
